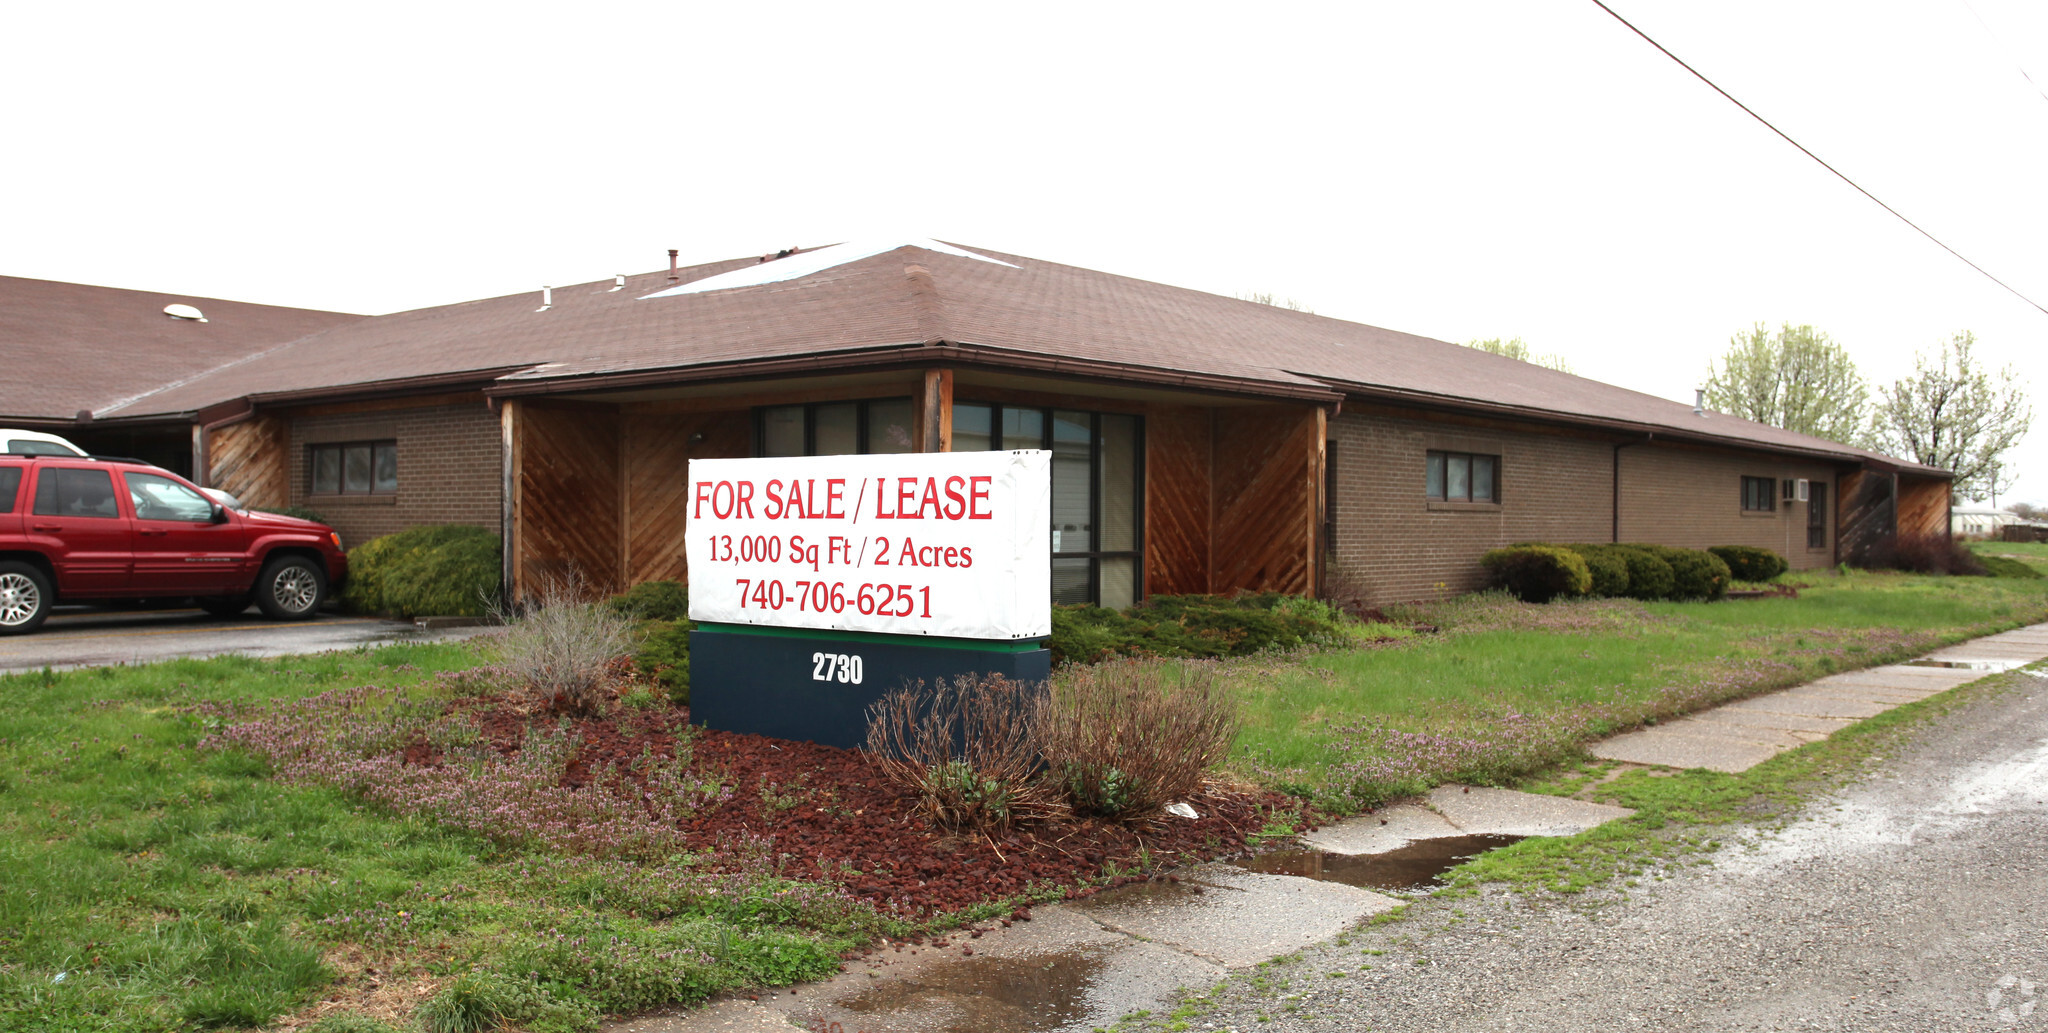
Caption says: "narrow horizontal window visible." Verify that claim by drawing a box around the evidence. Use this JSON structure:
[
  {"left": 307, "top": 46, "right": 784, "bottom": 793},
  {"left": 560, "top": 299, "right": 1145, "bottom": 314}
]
[
  {"left": 1426, "top": 450, "right": 1500, "bottom": 503},
  {"left": 309, "top": 440, "right": 397, "bottom": 495}
]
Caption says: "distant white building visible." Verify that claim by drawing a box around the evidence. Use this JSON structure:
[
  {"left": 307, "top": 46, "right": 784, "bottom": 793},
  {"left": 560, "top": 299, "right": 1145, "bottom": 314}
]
[{"left": 1953, "top": 505, "right": 2020, "bottom": 537}]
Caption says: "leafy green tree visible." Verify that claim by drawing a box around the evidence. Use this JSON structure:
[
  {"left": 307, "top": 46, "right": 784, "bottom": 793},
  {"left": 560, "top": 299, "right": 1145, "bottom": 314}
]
[
  {"left": 1702, "top": 323, "right": 1867, "bottom": 443},
  {"left": 1872, "top": 331, "right": 2033, "bottom": 503},
  {"left": 1464, "top": 337, "right": 1573, "bottom": 373}
]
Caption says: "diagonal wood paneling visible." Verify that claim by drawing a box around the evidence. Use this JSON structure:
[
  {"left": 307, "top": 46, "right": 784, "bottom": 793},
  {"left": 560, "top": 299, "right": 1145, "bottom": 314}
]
[
  {"left": 1144, "top": 404, "right": 1212, "bottom": 595},
  {"left": 1838, "top": 468, "right": 1894, "bottom": 565},
  {"left": 206, "top": 415, "right": 289, "bottom": 512},
  {"left": 1896, "top": 475, "right": 1951, "bottom": 539},
  {"left": 1210, "top": 404, "right": 1320, "bottom": 595},
  {"left": 516, "top": 403, "right": 621, "bottom": 594},
  {"left": 622, "top": 409, "right": 750, "bottom": 587}
]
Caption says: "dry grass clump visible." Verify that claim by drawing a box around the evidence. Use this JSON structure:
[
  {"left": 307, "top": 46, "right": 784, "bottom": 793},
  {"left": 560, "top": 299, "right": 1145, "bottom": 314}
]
[
  {"left": 1040, "top": 661, "right": 1238, "bottom": 819},
  {"left": 865, "top": 675, "right": 1060, "bottom": 831},
  {"left": 491, "top": 580, "right": 640, "bottom": 714}
]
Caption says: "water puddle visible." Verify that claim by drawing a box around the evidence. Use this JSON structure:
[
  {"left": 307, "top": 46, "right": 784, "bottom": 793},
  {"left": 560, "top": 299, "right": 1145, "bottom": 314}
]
[
  {"left": 835, "top": 948, "right": 1109, "bottom": 1033},
  {"left": 1902, "top": 659, "right": 2034, "bottom": 673},
  {"left": 1240, "top": 834, "right": 1526, "bottom": 892}
]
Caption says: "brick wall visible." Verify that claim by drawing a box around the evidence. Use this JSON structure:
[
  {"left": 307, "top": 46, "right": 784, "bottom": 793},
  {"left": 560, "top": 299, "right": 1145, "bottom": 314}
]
[
  {"left": 286, "top": 401, "right": 502, "bottom": 548},
  {"left": 1617, "top": 444, "right": 1838, "bottom": 567},
  {"left": 1328, "top": 410, "right": 1612, "bottom": 603},
  {"left": 1328, "top": 409, "right": 1843, "bottom": 604}
]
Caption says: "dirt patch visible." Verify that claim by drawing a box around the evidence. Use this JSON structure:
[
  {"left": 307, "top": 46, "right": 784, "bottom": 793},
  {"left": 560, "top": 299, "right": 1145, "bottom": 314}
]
[{"left": 432, "top": 696, "right": 1307, "bottom": 918}]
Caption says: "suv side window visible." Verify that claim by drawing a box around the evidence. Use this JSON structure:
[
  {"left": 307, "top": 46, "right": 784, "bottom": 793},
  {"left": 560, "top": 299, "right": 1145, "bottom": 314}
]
[
  {"left": 32, "top": 467, "right": 120, "bottom": 518},
  {"left": 0, "top": 467, "right": 21, "bottom": 512},
  {"left": 125, "top": 472, "right": 216, "bottom": 522}
]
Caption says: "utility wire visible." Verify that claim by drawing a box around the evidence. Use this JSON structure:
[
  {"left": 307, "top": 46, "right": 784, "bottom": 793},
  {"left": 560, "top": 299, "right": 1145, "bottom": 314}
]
[
  {"left": 1588, "top": 0, "right": 2048, "bottom": 318},
  {"left": 1956, "top": 0, "right": 2048, "bottom": 107}
]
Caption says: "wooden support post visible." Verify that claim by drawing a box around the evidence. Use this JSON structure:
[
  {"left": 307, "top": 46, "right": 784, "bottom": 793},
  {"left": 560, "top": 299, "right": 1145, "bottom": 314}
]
[
  {"left": 920, "top": 369, "right": 954, "bottom": 452},
  {"left": 501, "top": 399, "right": 520, "bottom": 604}
]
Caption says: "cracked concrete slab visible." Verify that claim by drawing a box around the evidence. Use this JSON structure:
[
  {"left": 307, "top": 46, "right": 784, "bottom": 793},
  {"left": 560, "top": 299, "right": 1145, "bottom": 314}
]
[
  {"left": 1722, "top": 693, "right": 1894, "bottom": 719},
  {"left": 1299, "top": 803, "right": 1461, "bottom": 855},
  {"left": 1686, "top": 708, "right": 1854, "bottom": 734},
  {"left": 1592, "top": 728, "right": 1786, "bottom": 772},
  {"left": 1424, "top": 785, "right": 1634, "bottom": 837},
  {"left": 1070, "top": 864, "right": 1401, "bottom": 968}
]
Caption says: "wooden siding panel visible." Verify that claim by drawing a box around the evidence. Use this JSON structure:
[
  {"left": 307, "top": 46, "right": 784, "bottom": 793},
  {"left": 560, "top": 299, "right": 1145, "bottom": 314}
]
[
  {"left": 1897, "top": 476, "right": 1951, "bottom": 539},
  {"left": 1144, "top": 404, "right": 1212, "bottom": 595},
  {"left": 1211, "top": 405, "right": 1318, "bottom": 594},
  {"left": 517, "top": 405, "right": 622, "bottom": 592},
  {"left": 1838, "top": 468, "right": 1895, "bottom": 566},
  {"left": 622, "top": 410, "right": 749, "bottom": 587},
  {"left": 206, "top": 416, "right": 289, "bottom": 512}
]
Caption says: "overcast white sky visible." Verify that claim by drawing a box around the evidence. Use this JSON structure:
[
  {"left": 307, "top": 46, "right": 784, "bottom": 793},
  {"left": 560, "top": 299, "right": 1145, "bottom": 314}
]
[{"left": 5, "top": 1, "right": 2043, "bottom": 504}]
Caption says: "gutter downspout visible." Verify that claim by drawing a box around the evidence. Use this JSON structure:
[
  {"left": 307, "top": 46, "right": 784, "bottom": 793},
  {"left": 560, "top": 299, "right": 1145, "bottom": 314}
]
[{"left": 1614, "top": 433, "right": 1652, "bottom": 542}]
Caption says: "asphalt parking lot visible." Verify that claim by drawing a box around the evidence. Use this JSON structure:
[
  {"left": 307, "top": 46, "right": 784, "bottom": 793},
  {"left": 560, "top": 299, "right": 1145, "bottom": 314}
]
[{"left": 0, "top": 606, "right": 496, "bottom": 673}]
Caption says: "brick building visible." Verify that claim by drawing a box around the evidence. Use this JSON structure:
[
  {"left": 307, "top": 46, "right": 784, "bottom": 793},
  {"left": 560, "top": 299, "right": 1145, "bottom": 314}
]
[{"left": 3, "top": 241, "right": 1951, "bottom": 604}]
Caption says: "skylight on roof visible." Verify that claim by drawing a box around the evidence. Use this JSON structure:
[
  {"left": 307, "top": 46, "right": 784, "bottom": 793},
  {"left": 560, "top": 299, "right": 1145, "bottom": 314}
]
[{"left": 639, "top": 238, "right": 1017, "bottom": 299}]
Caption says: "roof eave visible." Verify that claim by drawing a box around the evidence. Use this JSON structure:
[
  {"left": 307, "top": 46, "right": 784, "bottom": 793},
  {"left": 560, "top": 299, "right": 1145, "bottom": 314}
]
[{"left": 483, "top": 342, "right": 1344, "bottom": 404}]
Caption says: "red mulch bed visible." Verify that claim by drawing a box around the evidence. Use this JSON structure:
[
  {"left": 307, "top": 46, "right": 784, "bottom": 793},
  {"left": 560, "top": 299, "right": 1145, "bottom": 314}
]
[{"left": 446, "top": 695, "right": 1311, "bottom": 918}]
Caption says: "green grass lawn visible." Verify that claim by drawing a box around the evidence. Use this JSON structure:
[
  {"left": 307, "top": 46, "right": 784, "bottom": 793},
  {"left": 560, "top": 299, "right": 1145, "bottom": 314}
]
[
  {"left": 1970, "top": 538, "right": 2048, "bottom": 571},
  {"left": 1224, "top": 566, "right": 2048, "bottom": 809},
  {"left": 0, "top": 644, "right": 873, "bottom": 1033}
]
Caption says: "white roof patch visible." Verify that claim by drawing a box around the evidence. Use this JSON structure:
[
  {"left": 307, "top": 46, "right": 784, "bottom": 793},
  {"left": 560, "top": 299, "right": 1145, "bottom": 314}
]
[{"left": 640, "top": 238, "right": 1018, "bottom": 299}]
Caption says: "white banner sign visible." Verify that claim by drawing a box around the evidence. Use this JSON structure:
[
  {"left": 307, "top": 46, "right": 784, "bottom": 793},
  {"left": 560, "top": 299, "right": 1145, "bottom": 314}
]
[{"left": 685, "top": 451, "right": 1052, "bottom": 639}]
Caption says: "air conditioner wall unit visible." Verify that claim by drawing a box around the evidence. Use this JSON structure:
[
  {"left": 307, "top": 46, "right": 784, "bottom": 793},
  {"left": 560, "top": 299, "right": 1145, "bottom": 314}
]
[{"left": 1796, "top": 478, "right": 1810, "bottom": 502}]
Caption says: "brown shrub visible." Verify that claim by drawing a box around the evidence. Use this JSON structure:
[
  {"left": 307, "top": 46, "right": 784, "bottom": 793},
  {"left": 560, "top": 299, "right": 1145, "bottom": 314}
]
[
  {"left": 864, "top": 674, "right": 1060, "bottom": 832},
  {"left": 1039, "top": 661, "right": 1239, "bottom": 819},
  {"left": 490, "top": 578, "right": 640, "bottom": 715},
  {"left": 1860, "top": 532, "right": 1988, "bottom": 576}
]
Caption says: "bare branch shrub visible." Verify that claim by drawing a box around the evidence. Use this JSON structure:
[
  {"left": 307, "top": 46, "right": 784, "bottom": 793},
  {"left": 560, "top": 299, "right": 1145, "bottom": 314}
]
[
  {"left": 1040, "top": 661, "right": 1239, "bottom": 819},
  {"left": 491, "top": 577, "right": 640, "bottom": 714},
  {"left": 865, "top": 674, "right": 1059, "bottom": 831}
]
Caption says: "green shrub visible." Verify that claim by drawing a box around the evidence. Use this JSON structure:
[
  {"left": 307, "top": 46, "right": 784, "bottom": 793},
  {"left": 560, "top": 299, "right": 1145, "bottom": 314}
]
[
  {"left": 1605, "top": 546, "right": 1676, "bottom": 600},
  {"left": 1480, "top": 545, "right": 1592, "bottom": 603},
  {"left": 1046, "top": 593, "right": 1348, "bottom": 666},
  {"left": 1708, "top": 545, "right": 1789, "bottom": 582},
  {"left": 1625, "top": 544, "right": 1730, "bottom": 601},
  {"left": 275, "top": 505, "right": 331, "bottom": 525},
  {"left": 341, "top": 525, "right": 501, "bottom": 618},
  {"left": 1979, "top": 555, "right": 2044, "bottom": 579},
  {"left": 609, "top": 580, "right": 690, "bottom": 621},
  {"left": 1564, "top": 544, "right": 1631, "bottom": 597},
  {"left": 635, "top": 618, "right": 692, "bottom": 704}
]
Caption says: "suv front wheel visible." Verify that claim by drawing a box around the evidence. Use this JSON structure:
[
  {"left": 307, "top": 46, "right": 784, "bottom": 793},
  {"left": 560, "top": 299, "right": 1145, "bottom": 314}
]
[
  {"left": 0, "top": 562, "right": 52, "bottom": 635},
  {"left": 255, "top": 555, "right": 326, "bottom": 620}
]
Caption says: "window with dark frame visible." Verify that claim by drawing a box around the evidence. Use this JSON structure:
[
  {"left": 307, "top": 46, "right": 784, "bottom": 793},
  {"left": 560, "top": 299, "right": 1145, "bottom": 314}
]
[
  {"left": 1425, "top": 450, "right": 1499, "bottom": 503},
  {"left": 1807, "top": 482, "right": 1828, "bottom": 548},
  {"left": 1740, "top": 475, "right": 1776, "bottom": 512},
  {"left": 756, "top": 398, "right": 917, "bottom": 457},
  {"left": 309, "top": 441, "right": 397, "bottom": 495},
  {"left": 951, "top": 401, "right": 1143, "bottom": 610}
]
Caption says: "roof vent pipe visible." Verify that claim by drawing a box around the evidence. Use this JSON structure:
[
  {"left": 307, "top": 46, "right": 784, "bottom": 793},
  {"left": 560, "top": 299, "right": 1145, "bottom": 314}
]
[
  {"left": 1694, "top": 388, "right": 1706, "bottom": 417},
  {"left": 668, "top": 249, "right": 680, "bottom": 281},
  {"left": 535, "top": 286, "right": 552, "bottom": 313},
  {"left": 610, "top": 274, "right": 626, "bottom": 292}
]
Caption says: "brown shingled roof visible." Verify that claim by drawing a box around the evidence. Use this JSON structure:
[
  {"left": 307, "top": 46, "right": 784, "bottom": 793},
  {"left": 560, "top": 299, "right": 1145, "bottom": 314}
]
[
  {"left": 0, "top": 275, "right": 361, "bottom": 422},
  {"left": 89, "top": 244, "right": 1944, "bottom": 475}
]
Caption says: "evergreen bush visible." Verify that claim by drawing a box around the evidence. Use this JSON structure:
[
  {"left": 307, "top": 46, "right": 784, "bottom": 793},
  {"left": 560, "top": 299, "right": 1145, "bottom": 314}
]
[
  {"left": 341, "top": 525, "right": 501, "bottom": 618},
  {"left": 1564, "top": 544, "right": 1631, "bottom": 597},
  {"left": 1708, "top": 545, "right": 1789, "bottom": 582},
  {"left": 1479, "top": 545, "right": 1592, "bottom": 603},
  {"left": 1604, "top": 546, "right": 1677, "bottom": 601},
  {"left": 608, "top": 580, "right": 690, "bottom": 621},
  {"left": 1046, "top": 593, "right": 1348, "bottom": 666},
  {"left": 1625, "top": 544, "right": 1730, "bottom": 600}
]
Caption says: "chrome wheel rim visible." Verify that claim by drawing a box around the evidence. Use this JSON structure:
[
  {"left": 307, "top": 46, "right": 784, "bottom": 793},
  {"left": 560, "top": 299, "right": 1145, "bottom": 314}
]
[
  {"left": 0, "top": 573, "right": 42, "bottom": 627},
  {"left": 271, "top": 566, "right": 319, "bottom": 614}
]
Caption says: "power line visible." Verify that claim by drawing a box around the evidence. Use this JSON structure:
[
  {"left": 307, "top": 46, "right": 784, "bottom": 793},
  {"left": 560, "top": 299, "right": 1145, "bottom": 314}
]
[
  {"left": 1956, "top": 0, "right": 2048, "bottom": 108},
  {"left": 1588, "top": 0, "right": 2048, "bottom": 318}
]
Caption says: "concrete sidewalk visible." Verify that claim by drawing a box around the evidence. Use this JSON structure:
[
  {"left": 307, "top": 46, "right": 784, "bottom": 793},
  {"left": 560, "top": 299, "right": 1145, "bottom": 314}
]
[{"left": 1591, "top": 622, "right": 2048, "bottom": 773}]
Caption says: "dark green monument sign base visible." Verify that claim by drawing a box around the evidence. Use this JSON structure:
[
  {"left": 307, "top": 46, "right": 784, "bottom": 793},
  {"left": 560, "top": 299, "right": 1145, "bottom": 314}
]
[{"left": 689, "top": 623, "right": 1052, "bottom": 749}]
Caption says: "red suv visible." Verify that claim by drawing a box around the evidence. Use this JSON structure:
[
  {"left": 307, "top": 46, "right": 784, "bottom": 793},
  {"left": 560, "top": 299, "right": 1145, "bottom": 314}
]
[{"left": 0, "top": 454, "right": 348, "bottom": 635}]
